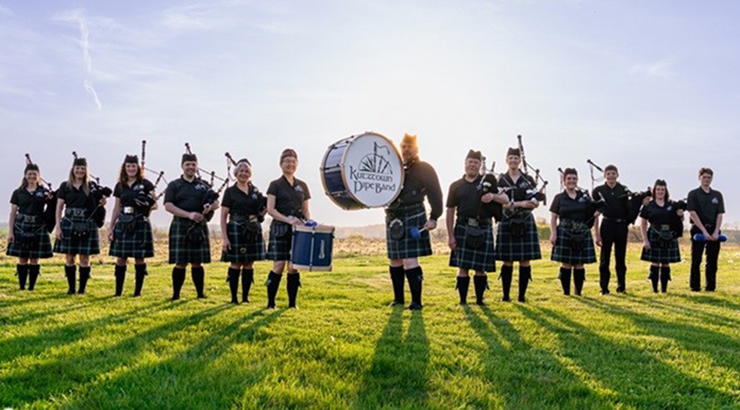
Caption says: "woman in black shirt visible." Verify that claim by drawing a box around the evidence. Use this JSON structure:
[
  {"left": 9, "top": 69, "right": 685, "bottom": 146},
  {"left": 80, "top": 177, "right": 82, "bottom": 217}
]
[
  {"left": 220, "top": 158, "right": 266, "bottom": 304},
  {"left": 6, "top": 161, "right": 54, "bottom": 290},
  {"left": 640, "top": 180, "right": 683, "bottom": 293},
  {"left": 265, "top": 148, "right": 311, "bottom": 309},
  {"left": 107, "top": 155, "right": 157, "bottom": 297}
]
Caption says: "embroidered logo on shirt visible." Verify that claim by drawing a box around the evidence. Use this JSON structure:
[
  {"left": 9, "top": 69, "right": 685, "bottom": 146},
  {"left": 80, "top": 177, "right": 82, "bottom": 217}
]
[
  {"left": 295, "top": 185, "right": 304, "bottom": 193},
  {"left": 712, "top": 197, "right": 719, "bottom": 204}
]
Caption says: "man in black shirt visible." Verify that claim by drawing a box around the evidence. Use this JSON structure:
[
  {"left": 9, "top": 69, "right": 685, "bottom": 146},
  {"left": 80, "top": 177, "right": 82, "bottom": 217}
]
[
  {"left": 687, "top": 167, "right": 725, "bottom": 291},
  {"left": 385, "top": 134, "right": 443, "bottom": 310},
  {"left": 592, "top": 165, "right": 630, "bottom": 295},
  {"left": 164, "top": 152, "right": 219, "bottom": 300}
]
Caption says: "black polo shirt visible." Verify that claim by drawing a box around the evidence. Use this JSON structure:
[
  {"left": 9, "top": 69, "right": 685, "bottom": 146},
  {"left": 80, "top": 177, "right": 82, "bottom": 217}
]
[
  {"left": 222, "top": 183, "right": 265, "bottom": 216},
  {"left": 550, "top": 190, "right": 590, "bottom": 222},
  {"left": 114, "top": 178, "right": 155, "bottom": 208},
  {"left": 164, "top": 177, "right": 215, "bottom": 213},
  {"left": 390, "top": 160, "right": 443, "bottom": 221},
  {"left": 57, "top": 181, "right": 93, "bottom": 208},
  {"left": 446, "top": 175, "right": 497, "bottom": 222},
  {"left": 498, "top": 172, "right": 537, "bottom": 202},
  {"left": 266, "top": 175, "right": 310, "bottom": 218},
  {"left": 640, "top": 200, "right": 675, "bottom": 226},
  {"left": 10, "top": 186, "right": 49, "bottom": 216},
  {"left": 592, "top": 182, "right": 629, "bottom": 220},
  {"left": 687, "top": 187, "right": 724, "bottom": 226}
]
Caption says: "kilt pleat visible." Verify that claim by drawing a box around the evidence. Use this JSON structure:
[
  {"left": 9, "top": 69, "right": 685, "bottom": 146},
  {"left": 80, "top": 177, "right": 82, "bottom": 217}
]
[
  {"left": 222, "top": 220, "right": 265, "bottom": 263},
  {"left": 551, "top": 225, "right": 597, "bottom": 264},
  {"left": 53, "top": 215, "right": 100, "bottom": 256},
  {"left": 6, "top": 218, "right": 53, "bottom": 259},
  {"left": 449, "top": 223, "right": 495, "bottom": 272},
  {"left": 267, "top": 221, "right": 292, "bottom": 261},
  {"left": 168, "top": 217, "right": 211, "bottom": 264},
  {"left": 385, "top": 204, "right": 433, "bottom": 260},
  {"left": 495, "top": 213, "right": 541, "bottom": 261},
  {"left": 109, "top": 216, "right": 155, "bottom": 259}
]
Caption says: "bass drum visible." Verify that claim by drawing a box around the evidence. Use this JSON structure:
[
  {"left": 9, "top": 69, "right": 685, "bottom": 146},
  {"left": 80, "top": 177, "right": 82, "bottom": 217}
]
[{"left": 321, "top": 132, "right": 404, "bottom": 210}]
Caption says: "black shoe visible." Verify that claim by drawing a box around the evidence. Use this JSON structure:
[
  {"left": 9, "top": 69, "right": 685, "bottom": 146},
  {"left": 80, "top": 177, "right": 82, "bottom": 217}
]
[
  {"left": 517, "top": 295, "right": 526, "bottom": 303},
  {"left": 600, "top": 290, "right": 610, "bottom": 296},
  {"left": 408, "top": 302, "right": 423, "bottom": 310}
]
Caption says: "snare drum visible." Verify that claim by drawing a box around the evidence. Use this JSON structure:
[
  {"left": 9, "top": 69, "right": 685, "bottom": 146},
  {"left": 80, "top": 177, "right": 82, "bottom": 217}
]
[
  {"left": 321, "top": 132, "right": 404, "bottom": 210},
  {"left": 291, "top": 224, "right": 335, "bottom": 272}
]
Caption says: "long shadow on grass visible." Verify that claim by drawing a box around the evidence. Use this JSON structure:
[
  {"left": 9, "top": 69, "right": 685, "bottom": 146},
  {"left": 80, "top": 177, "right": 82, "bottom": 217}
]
[
  {"left": 355, "top": 307, "right": 429, "bottom": 407},
  {"left": 1, "top": 295, "right": 120, "bottom": 327},
  {"left": 672, "top": 293, "right": 740, "bottom": 313},
  {"left": 517, "top": 303, "right": 739, "bottom": 408},
  {"left": 622, "top": 293, "right": 740, "bottom": 328}
]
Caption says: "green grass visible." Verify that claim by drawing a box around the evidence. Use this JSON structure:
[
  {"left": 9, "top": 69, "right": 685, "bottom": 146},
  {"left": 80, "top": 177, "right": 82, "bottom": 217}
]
[{"left": 1, "top": 245, "right": 740, "bottom": 409}]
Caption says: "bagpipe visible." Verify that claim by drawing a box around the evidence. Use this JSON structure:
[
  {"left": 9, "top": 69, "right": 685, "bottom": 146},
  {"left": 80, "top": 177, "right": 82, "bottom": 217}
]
[
  {"left": 72, "top": 151, "right": 112, "bottom": 228},
  {"left": 138, "top": 140, "right": 168, "bottom": 216},
  {"left": 225, "top": 152, "right": 268, "bottom": 223},
  {"left": 500, "top": 135, "right": 548, "bottom": 219},
  {"left": 669, "top": 197, "right": 687, "bottom": 239},
  {"left": 586, "top": 159, "right": 651, "bottom": 224},
  {"left": 557, "top": 167, "right": 604, "bottom": 229},
  {"left": 477, "top": 154, "right": 503, "bottom": 222},
  {"left": 25, "top": 154, "right": 58, "bottom": 233},
  {"left": 185, "top": 143, "right": 230, "bottom": 222}
]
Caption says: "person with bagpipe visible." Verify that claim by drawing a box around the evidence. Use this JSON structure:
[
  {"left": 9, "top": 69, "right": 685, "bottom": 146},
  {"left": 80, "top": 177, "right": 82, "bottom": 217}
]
[
  {"left": 549, "top": 168, "right": 599, "bottom": 296},
  {"left": 220, "top": 156, "right": 267, "bottom": 304},
  {"left": 6, "top": 156, "right": 54, "bottom": 290},
  {"left": 687, "top": 167, "right": 725, "bottom": 292},
  {"left": 164, "top": 148, "right": 219, "bottom": 300},
  {"left": 107, "top": 153, "right": 158, "bottom": 297},
  {"left": 384, "top": 134, "right": 443, "bottom": 310},
  {"left": 446, "top": 150, "right": 508, "bottom": 305},
  {"left": 639, "top": 180, "right": 685, "bottom": 293},
  {"left": 265, "top": 148, "right": 312, "bottom": 309},
  {"left": 53, "top": 155, "right": 111, "bottom": 295}
]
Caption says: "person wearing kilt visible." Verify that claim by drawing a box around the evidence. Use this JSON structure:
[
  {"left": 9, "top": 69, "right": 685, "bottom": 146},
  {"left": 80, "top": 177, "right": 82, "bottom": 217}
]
[
  {"left": 6, "top": 161, "right": 54, "bottom": 290},
  {"left": 640, "top": 180, "right": 684, "bottom": 293},
  {"left": 163, "top": 152, "right": 219, "bottom": 300},
  {"left": 496, "top": 148, "right": 542, "bottom": 302},
  {"left": 107, "top": 155, "right": 157, "bottom": 297},
  {"left": 53, "top": 157, "right": 107, "bottom": 295},
  {"left": 446, "top": 150, "right": 508, "bottom": 305},
  {"left": 220, "top": 158, "right": 266, "bottom": 304},
  {"left": 385, "top": 134, "right": 443, "bottom": 310},
  {"left": 687, "top": 168, "right": 725, "bottom": 292},
  {"left": 549, "top": 168, "right": 598, "bottom": 296},
  {"left": 265, "top": 148, "right": 311, "bottom": 309}
]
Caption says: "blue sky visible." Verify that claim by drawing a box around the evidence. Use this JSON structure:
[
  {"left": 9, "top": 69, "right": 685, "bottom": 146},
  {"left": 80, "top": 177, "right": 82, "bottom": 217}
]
[{"left": 1, "top": 0, "right": 738, "bottom": 227}]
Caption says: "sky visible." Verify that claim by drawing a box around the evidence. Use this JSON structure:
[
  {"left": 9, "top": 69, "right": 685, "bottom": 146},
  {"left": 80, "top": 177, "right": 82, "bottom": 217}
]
[{"left": 1, "top": 0, "right": 739, "bottom": 228}]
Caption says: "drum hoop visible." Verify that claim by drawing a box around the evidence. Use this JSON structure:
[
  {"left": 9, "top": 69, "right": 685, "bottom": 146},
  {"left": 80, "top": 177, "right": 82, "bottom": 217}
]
[
  {"left": 293, "top": 224, "right": 335, "bottom": 234},
  {"left": 320, "top": 138, "right": 352, "bottom": 210}
]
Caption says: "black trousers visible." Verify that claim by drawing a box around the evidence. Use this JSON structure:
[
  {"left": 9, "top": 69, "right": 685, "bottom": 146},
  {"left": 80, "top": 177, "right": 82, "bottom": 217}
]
[
  {"left": 598, "top": 219, "right": 628, "bottom": 292},
  {"left": 690, "top": 227, "right": 721, "bottom": 291}
]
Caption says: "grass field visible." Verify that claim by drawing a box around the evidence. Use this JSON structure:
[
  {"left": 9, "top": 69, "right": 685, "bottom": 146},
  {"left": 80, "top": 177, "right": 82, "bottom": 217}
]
[{"left": 1, "top": 244, "right": 739, "bottom": 409}]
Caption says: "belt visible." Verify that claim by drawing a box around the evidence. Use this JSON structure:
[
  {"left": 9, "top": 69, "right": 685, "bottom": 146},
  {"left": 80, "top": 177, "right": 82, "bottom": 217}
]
[
  {"left": 122, "top": 206, "right": 136, "bottom": 215},
  {"left": 458, "top": 217, "right": 491, "bottom": 228},
  {"left": 230, "top": 213, "right": 259, "bottom": 223},
  {"left": 385, "top": 203, "right": 424, "bottom": 217},
  {"left": 602, "top": 216, "right": 627, "bottom": 223},
  {"left": 65, "top": 208, "right": 87, "bottom": 218},
  {"left": 17, "top": 214, "right": 40, "bottom": 223}
]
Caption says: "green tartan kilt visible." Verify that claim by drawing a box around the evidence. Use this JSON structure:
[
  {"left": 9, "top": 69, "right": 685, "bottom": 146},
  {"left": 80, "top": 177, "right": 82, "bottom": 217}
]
[
  {"left": 640, "top": 229, "right": 681, "bottom": 263},
  {"left": 385, "top": 204, "right": 433, "bottom": 260},
  {"left": 551, "top": 225, "right": 597, "bottom": 264},
  {"left": 222, "top": 220, "right": 265, "bottom": 263},
  {"left": 6, "top": 218, "right": 53, "bottom": 259},
  {"left": 109, "top": 216, "right": 155, "bottom": 259},
  {"left": 449, "top": 223, "right": 495, "bottom": 272},
  {"left": 53, "top": 215, "right": 100, "bottom": 256},
  {"left": 267, "top": 221, "right": 293, "bottom": 261},
  {"left": 168, "top": 217, "right": 211, "bottom": 264},
  {"left": 495, "top": 213, "right": 542, "bottom": 261}
]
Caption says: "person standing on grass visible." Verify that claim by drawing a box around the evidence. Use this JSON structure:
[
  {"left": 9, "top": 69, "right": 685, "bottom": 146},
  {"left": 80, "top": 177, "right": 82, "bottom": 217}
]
[
  {"left": 639, "top": 180, "right": 683, "bottom": 293},
  {"left": 687, "top": 168, "right": 725, "bottom": 292}
]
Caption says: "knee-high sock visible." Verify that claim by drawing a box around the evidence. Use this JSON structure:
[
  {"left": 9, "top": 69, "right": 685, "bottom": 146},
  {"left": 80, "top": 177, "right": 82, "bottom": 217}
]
[
  {"left": 456, "top": 276, "right": 470, "bottom": 305},
  {"left": 133, "top": 264, "right": 147, "bottom": 297},
  {"left": 241, "top": 268, "right": 254, "bottom": 303},
  {"left": 78, "top": 266, "right": 91, "bottom": 294},
  {"left": 660, "top": 266, "right": 671, "bottom": 293},
  {"left": 114, "top": 265, "right": 126, "bottom": 296},
  {"left": 265, "top": 271, "right": 282, "bottom": 308},
  {"left": 406, "top": 267, "right": 424, "bottom": 307},
  {"left": 559, "top": 267, "right": 572, "bottom": 295},
  {"left": 287, "top": 272, "right": 301, "bottom": 308},
  {"left": 518, "top": 266, "right": 532, "bottom": 301},
  {"left": 65, "top": 265, "right": 76, "bottom": 294},
  {"left": 28, "top": 264, "right": 40, "bottom": 291},
  {"left": 227, "top": 267, "right": 240, "bottom": 303},
  {"left": 648, "top": 265, "right": 659, "bottom": 293},
  {"left": 474, "top": 275, "right": 488, "bottom": 305},
  {"left": 573, "top": 268, "right": 585, "bottom": 296},
  {"left": 500, "top": 265, "right": 513, "bottom": 301},
  {"left": 17, "top": 264, "right": 29, "bottom": 290},
  {"left": 192, "top": 266, "right": 206, "bottom": 298},
  {"left": 389, "top": 265, "right": 405, "bottom": 304},
  {"left": 172, "top": 267, "right": 186, "bottom": 300}
]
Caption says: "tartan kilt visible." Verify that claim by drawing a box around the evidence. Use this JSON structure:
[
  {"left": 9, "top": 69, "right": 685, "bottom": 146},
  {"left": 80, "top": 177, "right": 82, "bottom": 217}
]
[
  {"left": 168, "top": 217, "right": 211, "bottom": 264},
  {"left": 222, "top": 220, "right": 265, "bottom": 263},
  {"left": 267, "top": 221, "right": 292, "bottom": 261},
  {"left": 495, "top": 213, "right": 542, "bottom": 261},
  {"left": 6, "top": 218, "right": 53, "bottom": 259},
  {"left": 449, "top": 223, "right": 495, "bottom": 272},
  {"left": 109, "top": 216, "right": 155, "bottom": 259},
  {"left": 551, "top": 225, "right": 597, "bottom": 264},
  {"left": 385, "top": 204, "right": 433, "bottom": 260},
  {"left": 641, "top": 229, "right": 681, "bottom": 263},
  {"left": 53, "top": 216, "right": 100, "bottom": 256}
]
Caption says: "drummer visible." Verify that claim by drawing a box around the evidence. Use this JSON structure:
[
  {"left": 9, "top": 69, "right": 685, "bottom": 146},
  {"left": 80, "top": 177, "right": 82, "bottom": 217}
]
[{"left": 265, "top": 148, "right": 312, "bottom": 309}]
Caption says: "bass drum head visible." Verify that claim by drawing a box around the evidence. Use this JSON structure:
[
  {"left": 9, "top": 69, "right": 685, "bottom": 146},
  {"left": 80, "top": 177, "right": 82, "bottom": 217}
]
[{"left": 339, "top": 132, "right": 404, "bottom": 208}]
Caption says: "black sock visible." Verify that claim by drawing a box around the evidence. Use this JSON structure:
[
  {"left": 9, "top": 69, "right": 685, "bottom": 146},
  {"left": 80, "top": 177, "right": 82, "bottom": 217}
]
[
  {"left": 78, "top": 266, "right": 91, "bottom": 294},
  {"left": 660, "top": 266, "right": 671, "bottom": 293},
  {"left": 287, "top": 272, "right": 301, "bottom": 308},
  {"left": 133, "top": 264, "right": 147, "bottom": 297},
  {"left": 114, "top": 265, "right": 127, "bottom": 296},
  {"left": 17, "top": 264, "right": 29, "bottom": 290},
  {"left": 227, "top": 267, "right": 240, "bottom": 303},
  {"left": 500, "top": 265, "right": 513, "bottom": 301},
  {"left": 474, "top": 275, "right": 489, "bottom": 305},
  {"left": 559, "top": 267, "right": 572, "bottom": 295},
  {"left": 192, "top": 266, "right": 206, "bottom": 298},
  {"left": 266, "top": 271, "right": 282, "bottom": 308},
  {"left": 456, "top": 276, "right": 470, "bottom": 305},
  {"left": 518, "top": 266, "right": 532, "bottom": 302},
  {"left": 65, "top": 265, "right": 76, "bottom": 294},
  {"left": 648, "top": 266, "right": 659, "bottom": 293},
  {"left": 28, "top": 265, "right": 40, "bottom": 291},
  {"left": 573, "top": 269, "right": 585, "bottom": 296},
  {"left": 389, "top": 265, "right": 405, "bottom": 304},
  {"left": 172, "top": 267, "right": 186, "bottom": 300},
  {"left": 241, "top": 268, "right": 254, "bottom": 303},
  {"left": 405, "top": 266, "right": 424, "bottom": 308}
]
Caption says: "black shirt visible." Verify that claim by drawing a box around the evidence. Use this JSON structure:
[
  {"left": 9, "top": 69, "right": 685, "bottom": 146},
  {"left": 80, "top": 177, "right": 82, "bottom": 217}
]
[
  {"left": 687, "top": 187, "right": 725, "bottom": 226},
  {"left": 446, "top": 175, "right": 497, "bottom": 222},
  {"left": 640, "top": 200, "right": 676, "bottom": 226},
  {"left": 164, "top": 177, "right": 215, "bottom": 213},
  {"left": 498, "top": 172, "right": 537, "bottom": 202},
  {"left": 266, "top": 175, "right": 310, "bottom": 218},
  {"left": 57, "top": 181, "right": 94, "bottom": 208},
  {"left": 550, "top": 190, "right": 591, "bottom": 222},
  {"left": 592, "top": 182, "right": 629, "bottom": 219},
  {"left": 222, "top": 183, "right": 265, "bottom": 216},
  {"left": 114, "top": 179, "right": 155, "bottom": 208},
  {"left": 390, "top": 159, "right": 443, "bottom": 221},
  {"left": 10, "top": 186, "right": 49, "bottom": 216}
]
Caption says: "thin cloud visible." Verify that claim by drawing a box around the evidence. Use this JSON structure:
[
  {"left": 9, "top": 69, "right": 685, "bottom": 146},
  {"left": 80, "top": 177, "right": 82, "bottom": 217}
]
[
  {"left": 629, "top": 59, "right": 675, "bottom": 79},
  {"left": 83, "top": 80, "right": 102, "bottom": 111},
  {"left": 54, "top": 9, "right": 102, "bottom": 110}
]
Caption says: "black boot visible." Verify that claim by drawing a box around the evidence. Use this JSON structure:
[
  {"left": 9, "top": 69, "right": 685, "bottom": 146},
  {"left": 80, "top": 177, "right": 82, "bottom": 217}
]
[
  {"left": 648, "top": 266, "right": 659, "bottom": 293},
  {"left": 114, "top": 265, "right": 126, "bottom": 297},
  {"left": 573, "top": 268, "right": 585, "bottom": 296},
  {"left": 78, "top": 266, "right": 91, "bottom": 294},
  {"left": 133, "top": 264, "right": 147, "bottom": 297},
  {"left": 389, "top": 265, "right": 405, "bottom": 306},
  {"left": 172, "top": 267, "right": 186, "bottom": 300},
  {"left": 559, "top": 267, "right": 572, "bottom": 295},
  {"left": 192, "top": 266, "right": 206, "bottom": 299},
  {"left": 616, "top": 269, "right": 627, "bottom": 293},
  {"left": 227, "top": 267, "right": 240, "bottom": 304},
  {"left": 17, "top": 264, "right": 29, "bottom": 290},
  {"left": 241, "top": 268, "right": 254, "bottom": 303},
  {"left": 660, "top": 266, "right": 671, "bottom": 293},
  {"left": 456, "top": 276, "right": 470, "bottom": 305},
  {"left": 65, "top": 265, "right": 76, "bottom": 295},
  {"left": 265, "top": 271, "right": 282, "bottom": 309},
  {"left": 518, "top": 266, "right": 532, "bottom": 302},
  {"left": 28, "top": 265, "right": 40, "bottom": 291},
  {"left": 406, "top": 267, "right": 423, "bottom": 310},
  {"left": 474, "top": 275, "right": 489, "bottom": 306},
  {"left": 287, "top": 273, "right": 301, "bottom": 308},
  {"left": 500, "top": 265, "right": 513, "bottom": 302}
]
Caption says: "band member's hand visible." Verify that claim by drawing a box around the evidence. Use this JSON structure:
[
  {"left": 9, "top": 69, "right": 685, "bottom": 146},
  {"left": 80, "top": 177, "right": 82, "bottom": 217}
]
[
  {"left": 286, "top": 216, "right": 301, "bottom": 225},
  {"left": 503, "top": 202, "right": 512, "bottom": 210},
  {"left": 7, "top": 233, "right": 14, "bottom": 244},
  {"left": 424, "top": 220, "right": 437, "bottom": 231},
  {"left": 55, "top": 226, "right": 63, "bottom": 240},
  {"left": 549, "top": 233, "right": 557, "bottom": 246},
  {"left": 203, "top": 203, "right": 212, "bottom": 214},
  {"left": 643, "top": 240, "right": 651, "bottom": 250},
  {"left": 642, "top": 197, "right": 651, "bottom": 206},
  {"left": 222, "top": 238, "right": 231, "bottom": 252},
  {"left": 189, "top": 212, "right": 204, "bottom": 222},
  {"left": 676, "top": 209, "right": 684, "bottom": 218},
  {"left": 107, "top": 230, "right": 114, "bottom": 242},
  {"left": 448, "top": 237, "right": 457, "bottom": 251},
  {"left": 481, "top": 193, "right": 495, "bottom": 204},
  {"left": 99, "top": 198, "right": 107, "bottom": 206},
  {"left": 595, "top": 235, "right": 602, "bottom": 247},
  {"left": 708, "top": 233, "right": 719, "bottom": 242}
]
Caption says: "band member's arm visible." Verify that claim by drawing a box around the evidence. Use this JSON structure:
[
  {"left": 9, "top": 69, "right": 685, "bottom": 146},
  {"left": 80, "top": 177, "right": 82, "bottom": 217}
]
[
  {"left": 549, "top": 213, "right": 558, "bottom": 245},
  {"left": 688, "top": 211, "right": 710, "bottom": 237},
  {"left": 713, "top": 213, "right": 723, "bottom": 239},
  {"left": 203, "top": 199, "right": 220, "bottom": 215},
  {"left": 640, "top": 217, "right": 650, "bottom": 249},
  {"left": 266, "top": 194, "right": 297, "bottom": 225},
  {"left": 492, "top": 192, "right": 509, "bottom": 205},
  {"left": 164, "top": 202, "right": 200, "bottom": 220},
  {"left": 220, "top": 206, "right": 230, "bottom": 251},
  {"left": 446, "top": 207, "right": 456, "bottom": 251},
  {"left": 426, "top": 166, "right": 444, "bottom": 222},
  {"left": 107, "top": 197, "right": 122, "bottom": 242},
  {"left": 55, "top": 198, "right": 65, "bottom": 238},
  {"left": 593, "top": 213, "right": 602, "bottom": 246},
  {"left": 7, "top": 204, "right": 18, "bottom": 243},
  {"left": 302, "top": 200, "right": 311, "bottom": 222}
]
